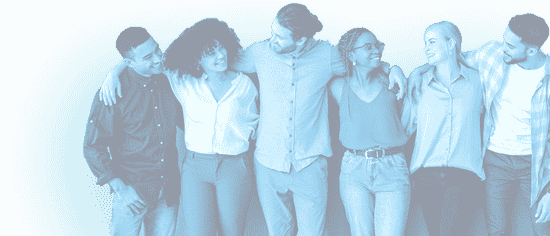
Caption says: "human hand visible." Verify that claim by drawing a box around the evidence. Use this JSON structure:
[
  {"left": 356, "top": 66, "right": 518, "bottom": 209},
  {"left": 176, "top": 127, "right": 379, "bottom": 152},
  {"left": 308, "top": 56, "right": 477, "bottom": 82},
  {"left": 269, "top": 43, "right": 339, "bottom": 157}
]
[
  {"left": 536, "top": 192, "right": 550, "bottom": 223},
  {"left": 99, "top": 71, "right": 122, "bottom": 106},
  {"left": 115, "top": 185, "right": 147, "bottom": 216}
]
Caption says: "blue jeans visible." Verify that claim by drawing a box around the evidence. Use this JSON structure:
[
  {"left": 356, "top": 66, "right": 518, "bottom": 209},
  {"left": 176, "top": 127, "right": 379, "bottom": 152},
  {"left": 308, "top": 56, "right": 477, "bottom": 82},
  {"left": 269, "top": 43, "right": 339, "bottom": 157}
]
[
  {"left": 176, "top": 151, "right": 252, "bottom": 236},
  {"left": 255, "top": 156, "right": 328, "bottom": 236},
  {"left": 110, "top": 187, "right": 176, "bottom": 236},
  {"left": 339, "top": 150, "right": 410, "bottom": 236},
  {"left": 484, "top": 149, "right": 550, "bottom": 236}
]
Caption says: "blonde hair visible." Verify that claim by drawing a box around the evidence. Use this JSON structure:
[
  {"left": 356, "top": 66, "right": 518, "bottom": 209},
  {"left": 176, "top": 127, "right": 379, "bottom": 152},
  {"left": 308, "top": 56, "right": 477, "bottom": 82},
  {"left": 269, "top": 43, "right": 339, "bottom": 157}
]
[{"left": 425, "top": 21, "right": 462, "bottom": 57}]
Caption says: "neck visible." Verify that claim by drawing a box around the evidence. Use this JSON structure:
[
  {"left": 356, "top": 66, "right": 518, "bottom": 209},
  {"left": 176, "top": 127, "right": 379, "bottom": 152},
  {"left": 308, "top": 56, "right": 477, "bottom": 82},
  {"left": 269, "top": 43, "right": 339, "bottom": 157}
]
[
  {"left": 434, "top": 59, "right": 460, "bottom": 85},
  {"left": 204, "top": 69, "right": 229, "bottom": 82},
  {"left": 518, "top": 51, "right": 546, "bottom": 70},
  {"left": 353, "top": 65, "right": 375, "bottom": 82},
  {"left": 288, "top": 38, "right": 309, "bottom": 57}
]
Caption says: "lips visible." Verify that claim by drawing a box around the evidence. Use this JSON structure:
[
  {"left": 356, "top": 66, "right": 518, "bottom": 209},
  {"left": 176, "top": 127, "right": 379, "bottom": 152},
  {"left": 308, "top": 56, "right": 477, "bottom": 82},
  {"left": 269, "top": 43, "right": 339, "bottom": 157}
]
[{"left": 215, "top": 59, "right": 226, "bottom": 66}]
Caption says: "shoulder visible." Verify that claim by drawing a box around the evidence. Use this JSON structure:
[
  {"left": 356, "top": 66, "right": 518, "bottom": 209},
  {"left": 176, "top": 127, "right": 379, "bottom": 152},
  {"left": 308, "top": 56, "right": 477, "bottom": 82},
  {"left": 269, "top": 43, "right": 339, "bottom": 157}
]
[{"left": 247, "top": 40, "right": 269, "bottom": 52}]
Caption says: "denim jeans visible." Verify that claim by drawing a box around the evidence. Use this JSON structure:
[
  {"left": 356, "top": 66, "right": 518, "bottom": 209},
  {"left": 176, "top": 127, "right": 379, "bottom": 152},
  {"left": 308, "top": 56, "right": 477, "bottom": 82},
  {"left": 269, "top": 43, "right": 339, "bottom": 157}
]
[
  {"left": 110, "top": 187, "right": 176, "bottom": 236},
  {"left": 412, "top": 166, "right": 481, "bottom": 236},
  {"left": 339, "top": 150, "right": 410, "bottom": 236},
  {"left": 255, "top": 156, "right": 328, "bottom": 236},
  {"left": 176, "top": 151, "right": 252, "bottom": 236},
  {"left": 484, "top": 149, "right": 550, "bottom": 236}
]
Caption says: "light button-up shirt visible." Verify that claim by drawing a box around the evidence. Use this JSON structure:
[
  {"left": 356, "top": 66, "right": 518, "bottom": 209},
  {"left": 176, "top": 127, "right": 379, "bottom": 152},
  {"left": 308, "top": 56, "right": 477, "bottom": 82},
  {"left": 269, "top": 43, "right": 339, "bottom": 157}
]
[
  {"left": 167, "top": 72, "right": 259, "bottom": 155},
  {"left": 403, "top": 65, "right": 485, "bottom": 180}
]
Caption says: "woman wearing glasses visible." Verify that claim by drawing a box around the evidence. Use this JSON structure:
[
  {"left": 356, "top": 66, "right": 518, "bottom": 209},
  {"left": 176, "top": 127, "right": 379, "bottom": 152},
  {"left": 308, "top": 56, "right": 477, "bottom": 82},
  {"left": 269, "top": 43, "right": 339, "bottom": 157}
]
[
  {"left": 330, "top": 28, "right": 410, "bottom": 236},
  {"left": 402, "top": 21, "right": 484, "bottom": 236}
]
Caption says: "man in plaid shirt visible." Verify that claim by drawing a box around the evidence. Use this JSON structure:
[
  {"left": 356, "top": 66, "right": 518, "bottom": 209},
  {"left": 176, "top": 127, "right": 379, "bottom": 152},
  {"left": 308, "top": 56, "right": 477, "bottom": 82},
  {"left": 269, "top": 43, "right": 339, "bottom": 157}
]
[{"left": 410, "top": 14, "right": 550, "bottom": 235}]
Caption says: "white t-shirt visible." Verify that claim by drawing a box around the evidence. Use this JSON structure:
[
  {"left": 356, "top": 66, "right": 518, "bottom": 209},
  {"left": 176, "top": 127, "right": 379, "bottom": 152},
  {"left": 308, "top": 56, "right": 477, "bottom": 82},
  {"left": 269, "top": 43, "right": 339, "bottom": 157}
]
[{"left": 488, "top": 63, "right": 546, "bottom": 155}]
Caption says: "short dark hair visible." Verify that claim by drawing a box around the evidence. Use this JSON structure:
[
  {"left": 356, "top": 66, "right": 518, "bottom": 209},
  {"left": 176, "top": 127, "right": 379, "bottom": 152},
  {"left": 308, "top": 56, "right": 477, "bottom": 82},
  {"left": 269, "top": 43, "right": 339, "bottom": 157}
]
[
  {"left": 276, "top": 3, "right": 323, "bottom": 41},
  {"left": 116, "top": 27, "right": 151, "bottom": 59},
  {"left": 508, "top": 13, "right": 549, "bottom": 48},
  {"left": 163, "top": 18, "right": 242, "bottom": 78}
]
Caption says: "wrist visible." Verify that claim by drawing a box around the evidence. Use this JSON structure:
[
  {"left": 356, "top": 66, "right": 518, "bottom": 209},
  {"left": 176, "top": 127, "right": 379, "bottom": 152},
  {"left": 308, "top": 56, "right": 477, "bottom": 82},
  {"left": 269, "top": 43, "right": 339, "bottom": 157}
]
[{"left": 108, "top": 178, "right": 126, "bottom": 193}]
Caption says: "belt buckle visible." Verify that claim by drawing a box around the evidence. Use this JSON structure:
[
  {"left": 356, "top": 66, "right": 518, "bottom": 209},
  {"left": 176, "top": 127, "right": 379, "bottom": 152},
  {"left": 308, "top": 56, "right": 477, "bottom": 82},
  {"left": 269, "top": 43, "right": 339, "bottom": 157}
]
[{"left": 366, "top": 147, "right": 385, "bottom": 158}]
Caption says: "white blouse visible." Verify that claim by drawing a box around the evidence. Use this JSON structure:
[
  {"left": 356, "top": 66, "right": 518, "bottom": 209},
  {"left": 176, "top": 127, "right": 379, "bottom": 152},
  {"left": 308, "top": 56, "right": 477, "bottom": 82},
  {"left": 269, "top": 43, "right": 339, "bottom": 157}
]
[{"left": 167, "top": 71, "right": 259, "bottom": 155}]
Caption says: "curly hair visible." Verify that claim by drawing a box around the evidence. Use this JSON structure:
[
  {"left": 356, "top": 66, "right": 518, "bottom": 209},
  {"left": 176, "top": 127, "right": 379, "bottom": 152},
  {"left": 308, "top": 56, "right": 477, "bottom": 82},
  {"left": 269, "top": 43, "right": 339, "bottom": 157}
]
[
  {"left": 163, "top": 18, "right": 242, "bottom": 78},
  {"left": 337, "top": 28, "right": 371, "bottom": 77}
]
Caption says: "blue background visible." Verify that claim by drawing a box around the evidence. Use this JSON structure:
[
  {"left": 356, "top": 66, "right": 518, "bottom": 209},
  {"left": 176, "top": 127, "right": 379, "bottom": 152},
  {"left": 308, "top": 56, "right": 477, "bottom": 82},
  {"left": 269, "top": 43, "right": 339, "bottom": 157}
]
[{"left": 6, "top": 0, "right": 550, "bottom": 235}]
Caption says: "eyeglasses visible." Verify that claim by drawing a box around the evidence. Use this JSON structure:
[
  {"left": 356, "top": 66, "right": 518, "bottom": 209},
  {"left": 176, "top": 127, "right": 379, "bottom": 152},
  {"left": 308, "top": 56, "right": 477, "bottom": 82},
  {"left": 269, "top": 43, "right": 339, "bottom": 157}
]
[{"left": 352, "top": 41, "right": 385, "bottom": 52}]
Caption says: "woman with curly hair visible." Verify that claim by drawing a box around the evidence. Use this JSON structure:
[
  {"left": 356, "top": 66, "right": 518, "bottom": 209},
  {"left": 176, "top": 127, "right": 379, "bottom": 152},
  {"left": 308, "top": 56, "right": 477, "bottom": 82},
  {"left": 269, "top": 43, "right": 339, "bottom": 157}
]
[
  {"left": 330, "top": 28, "right": 411, "bottom": 236},
  {"left": 99, "top": 18, "right": 259, "bottom": 236}
]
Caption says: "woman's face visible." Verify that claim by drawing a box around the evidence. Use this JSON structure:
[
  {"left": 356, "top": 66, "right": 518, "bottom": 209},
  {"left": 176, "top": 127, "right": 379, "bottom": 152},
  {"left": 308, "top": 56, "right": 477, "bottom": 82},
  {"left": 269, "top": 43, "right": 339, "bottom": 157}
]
[
  {"left": 199, "top": 40, "right": 228, "bottom": 73},
  {"left": 424, "top": 28, "right": 451, "bottom": 65},
  {"left": 350, "top": 32, "right": 383, "bottom": 69}
]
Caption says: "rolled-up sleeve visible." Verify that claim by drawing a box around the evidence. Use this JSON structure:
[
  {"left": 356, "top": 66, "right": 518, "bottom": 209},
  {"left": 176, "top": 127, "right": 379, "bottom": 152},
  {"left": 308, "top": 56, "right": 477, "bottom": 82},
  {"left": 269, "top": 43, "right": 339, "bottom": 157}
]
[{"left": 83, "top": 91, "right": 117, "bottom": 186}]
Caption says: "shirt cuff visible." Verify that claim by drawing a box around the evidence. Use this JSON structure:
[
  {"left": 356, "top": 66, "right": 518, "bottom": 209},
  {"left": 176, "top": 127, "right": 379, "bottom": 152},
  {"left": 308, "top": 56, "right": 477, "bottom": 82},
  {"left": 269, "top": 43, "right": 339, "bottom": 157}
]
[{"left": 96, "top": 171, "right": 116, "bottom": 187}]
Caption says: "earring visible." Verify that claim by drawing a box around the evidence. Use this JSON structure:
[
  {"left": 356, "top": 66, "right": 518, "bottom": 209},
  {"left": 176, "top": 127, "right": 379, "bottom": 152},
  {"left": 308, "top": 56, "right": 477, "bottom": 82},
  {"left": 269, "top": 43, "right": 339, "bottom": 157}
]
[{"left": 352, "top": 61, "right": 356, "bottom": 66}]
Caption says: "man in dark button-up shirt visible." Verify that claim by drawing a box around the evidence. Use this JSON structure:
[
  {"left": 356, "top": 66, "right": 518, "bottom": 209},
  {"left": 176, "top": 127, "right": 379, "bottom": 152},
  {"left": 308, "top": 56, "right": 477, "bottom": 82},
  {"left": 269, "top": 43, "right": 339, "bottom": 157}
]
[{"left": 83, "top": 27, "right": 183, "bottom": 236}]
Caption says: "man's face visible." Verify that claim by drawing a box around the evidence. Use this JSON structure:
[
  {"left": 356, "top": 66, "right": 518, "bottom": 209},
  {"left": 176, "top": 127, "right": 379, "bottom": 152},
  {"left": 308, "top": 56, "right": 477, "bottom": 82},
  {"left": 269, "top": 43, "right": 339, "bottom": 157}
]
[
  {"left": 269, "top": 18, "right": 298, "bottom": 54},
  {"left": 127, "top": 37, "right": 163, "bottom": 77},
  {"left": 503, "top": 27, "right": 528, "bottom": 65}
]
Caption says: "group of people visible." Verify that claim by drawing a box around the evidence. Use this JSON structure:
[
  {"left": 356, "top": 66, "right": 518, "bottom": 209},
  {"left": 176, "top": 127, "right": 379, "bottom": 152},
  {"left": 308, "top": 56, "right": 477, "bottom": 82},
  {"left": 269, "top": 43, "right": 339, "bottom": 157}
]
[{"left": 82, "top": 3, "right": 550, "bottom": 236}]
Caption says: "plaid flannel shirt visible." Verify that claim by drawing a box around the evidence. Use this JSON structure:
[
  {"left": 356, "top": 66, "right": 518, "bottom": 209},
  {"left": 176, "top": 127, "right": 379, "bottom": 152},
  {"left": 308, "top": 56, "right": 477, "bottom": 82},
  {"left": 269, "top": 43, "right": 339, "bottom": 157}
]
[{"left": 463, "top": 41, "right": 550, "bottom": 206}]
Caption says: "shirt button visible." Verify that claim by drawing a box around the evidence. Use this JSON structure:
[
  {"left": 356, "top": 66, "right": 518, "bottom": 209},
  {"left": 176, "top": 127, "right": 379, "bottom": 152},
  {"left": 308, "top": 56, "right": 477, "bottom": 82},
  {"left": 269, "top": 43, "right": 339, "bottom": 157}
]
[
  {"left": 291, "top": 100, "right": 293, "bottom": 104},
  {"left": 161, "top": 159, "right": 164, "bottom": 162},
  {"left": 292, "top": 63, "right": 295, "bottom": 66},
  {"left": 293, "top": 68, "right": 295, "bottom": 70},
  {"left": 290, "top": 134, "right": 292, "bottom": 137},
  {"left": 289, "top": 150, "right": 292, "bottom": 153},
  {"left": 161, "top": 176, "right": 163, "bottom": 178},
  {"left": 158, "top": 124, "right": 161, "bottom": 127},
  {"left": 291, "top": 83, "right": 295, "bottom": 86},
  {"left": 155, "top": 106, "right": 158, "bottom": 109},
  {"left": 292, "top": 56, "right": 296, "bottom": 59},
  {"left": 289, "top": 117, "right": 292, "bottom": 121},
  {"left": 144, "top": 84, "right": 146, "bottom": 87},
  {"left": 151, "top": 89, "right": 153, "bottom": 92},
  {"left": 160, "top": 142, "right": 163, "bottom": 145},
  {"left": 89, "top": 120, "right": 93, "bottom": 123}
]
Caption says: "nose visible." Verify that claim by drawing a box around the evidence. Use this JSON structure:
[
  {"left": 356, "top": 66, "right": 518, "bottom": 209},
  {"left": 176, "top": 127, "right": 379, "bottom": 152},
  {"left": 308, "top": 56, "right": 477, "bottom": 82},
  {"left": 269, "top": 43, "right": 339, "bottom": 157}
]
[{"left": 152, "top": 51, "right": 161, "bottom": 64}]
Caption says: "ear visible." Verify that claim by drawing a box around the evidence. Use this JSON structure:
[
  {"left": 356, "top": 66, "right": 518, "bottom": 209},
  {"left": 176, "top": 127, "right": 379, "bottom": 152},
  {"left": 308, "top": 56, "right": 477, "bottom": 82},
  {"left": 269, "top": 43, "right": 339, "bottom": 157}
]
[
  {"left": 526, "top": 46, "right": 539, "bottom": 57},
  {"left": 296, "top": 36, "right": 307, "bottom": 46},
  {"left": 447, "top": 38, "right": 456, "bottom": 56},
  {"left": 123, "top": 58, "right": 135, "bottom": 68},
  {"left": 347, "top": 51, "right": 356, "bottom": 64}
]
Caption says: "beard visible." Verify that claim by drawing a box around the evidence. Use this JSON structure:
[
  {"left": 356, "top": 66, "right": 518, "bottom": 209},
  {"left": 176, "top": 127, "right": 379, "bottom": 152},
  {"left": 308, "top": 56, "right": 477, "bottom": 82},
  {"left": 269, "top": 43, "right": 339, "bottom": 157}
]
[
  {"left": 503, "top": 51, "right": 527, "bottom": 65},
  {"left": 271, "top": 42, "right": 297, "bottom": 55}
]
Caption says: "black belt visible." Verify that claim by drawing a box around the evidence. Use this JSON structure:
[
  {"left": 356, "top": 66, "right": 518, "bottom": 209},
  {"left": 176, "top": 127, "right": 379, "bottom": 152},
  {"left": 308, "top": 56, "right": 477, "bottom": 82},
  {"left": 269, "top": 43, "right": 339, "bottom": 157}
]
[{"left": 348, "top": 146, "right": 404, "bottom": 158}]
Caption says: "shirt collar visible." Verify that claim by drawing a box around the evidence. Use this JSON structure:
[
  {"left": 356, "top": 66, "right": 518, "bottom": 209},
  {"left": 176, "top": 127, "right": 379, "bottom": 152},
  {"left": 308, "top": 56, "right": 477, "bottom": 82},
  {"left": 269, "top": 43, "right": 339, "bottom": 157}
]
[
  {"left": 423, "top": 62, "right": 469, "bottom": 86},
  {"left": 127, "top": 67, "right": 153, "bottom": 86}
]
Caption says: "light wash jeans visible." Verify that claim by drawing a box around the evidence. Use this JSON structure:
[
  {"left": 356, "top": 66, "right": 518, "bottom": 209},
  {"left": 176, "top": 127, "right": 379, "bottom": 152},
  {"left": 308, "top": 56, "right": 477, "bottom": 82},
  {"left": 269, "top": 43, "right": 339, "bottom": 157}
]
[
  {"left": 255, "top": 156, "right": 328, "bottom": 236},
  {"left": 110, "top": 187, "right": 176, "bottom": 236},
  {"left": 339, "top": 150, "right": 411, "bottom": 236}
]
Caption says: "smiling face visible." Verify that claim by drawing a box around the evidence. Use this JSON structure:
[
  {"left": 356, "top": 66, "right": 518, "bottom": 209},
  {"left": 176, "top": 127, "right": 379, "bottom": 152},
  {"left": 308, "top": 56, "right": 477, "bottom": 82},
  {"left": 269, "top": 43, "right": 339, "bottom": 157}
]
[
  {"left": 350, "top": 32, "right": 383, "bottom": 69},
  {"left": 126, "top": 37, "right": 163, "bottom": 77},
  {"left": 269, "top": 18, "right": 299, "bottom": 54},
  {"left": 424, "top": 28, "right": 452, "bottom": 66},
  {"left": 503, "top": 27, "right": 529, "bottom": 65},
  {"left": 199, "top": 40, "right": 228, "bottom": 74}
]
